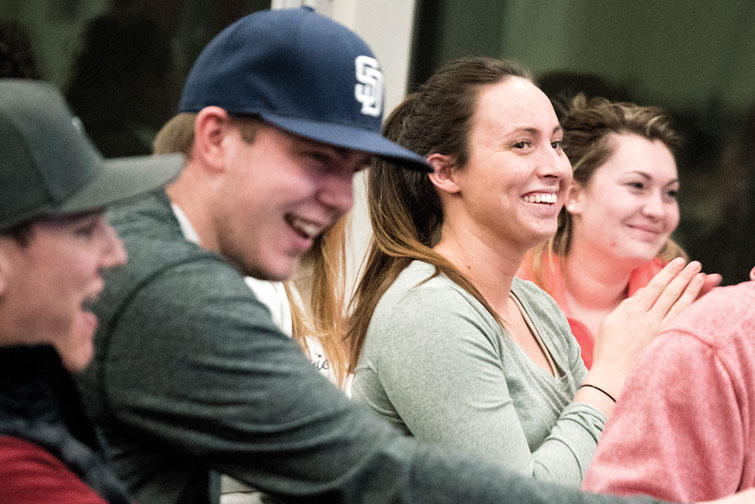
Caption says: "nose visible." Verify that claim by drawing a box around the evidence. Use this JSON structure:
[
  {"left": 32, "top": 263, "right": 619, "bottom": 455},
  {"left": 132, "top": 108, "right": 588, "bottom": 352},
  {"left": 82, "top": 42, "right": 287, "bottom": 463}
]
[
  {"left": 99, "top": 221, "right": 127, "bottom": 269},
  {"left": 316, "top": 170, "right": 355, "bottom": 217},
  {"left": 536, "top": 145, "right": 572, "bottom": 182},
  {"left": 641, "top": 192, "right": 665, "bottom": 219}
]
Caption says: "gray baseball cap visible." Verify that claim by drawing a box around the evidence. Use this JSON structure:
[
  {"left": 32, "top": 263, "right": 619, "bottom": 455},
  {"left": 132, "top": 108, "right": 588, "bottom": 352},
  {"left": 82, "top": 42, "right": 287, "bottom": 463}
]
[{"left": 0, "top": 79, "right": 183, "bottom": 231}]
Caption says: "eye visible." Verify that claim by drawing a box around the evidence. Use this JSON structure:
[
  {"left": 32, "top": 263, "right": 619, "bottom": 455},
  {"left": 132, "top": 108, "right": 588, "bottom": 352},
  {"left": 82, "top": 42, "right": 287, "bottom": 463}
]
[
  {"left": 306, "top": 151, "right": 330, "bottom": 164},
  {"left": 74, "top": 218, "right": 102, "bottom": 238},
  {"left": 512, "top": 140, "right": 532, "bottom": 150},
  {"left": 302, "top": 150, "right": 334, "bottom": 172},
  {"left": 664, "top": 188, "right": 678, "bottom": 201},
  {"left": 627, "top": 181, "right": 646, "bottom": 190},
  {"left": 551, "top": 140, "right": 563, "bottom": 151}
]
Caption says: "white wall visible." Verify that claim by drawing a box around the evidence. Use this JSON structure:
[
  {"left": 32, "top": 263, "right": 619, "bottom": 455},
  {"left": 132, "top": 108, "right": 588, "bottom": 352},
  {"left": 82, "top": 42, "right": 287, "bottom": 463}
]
[
  {"left": 331, "top": 0, "right": 417, "bottom": 296},
  {"left": 273, "top": 0, "right": 418, "bottom": 295}
]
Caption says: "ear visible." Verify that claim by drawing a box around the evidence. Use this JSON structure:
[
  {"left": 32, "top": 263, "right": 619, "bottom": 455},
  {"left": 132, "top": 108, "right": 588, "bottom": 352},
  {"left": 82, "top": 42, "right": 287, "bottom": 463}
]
[
  {"left": 426, "top": 153, "right": 461, "bottom": 195},
  {"left": 0, "top": 247, "right": 10, "bottom": 298},
  {"left": 191, "top": 106, "right": 233, "bottom": 173},
  {"left": 564, "top": 181, "right": 585, "bottom": 215}
]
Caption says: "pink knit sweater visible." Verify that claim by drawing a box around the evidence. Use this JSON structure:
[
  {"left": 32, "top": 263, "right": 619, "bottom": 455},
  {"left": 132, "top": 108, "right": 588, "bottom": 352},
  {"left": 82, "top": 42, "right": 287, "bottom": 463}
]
[{"left": 582, "top": 278, "right": 755, "bottom": 501}]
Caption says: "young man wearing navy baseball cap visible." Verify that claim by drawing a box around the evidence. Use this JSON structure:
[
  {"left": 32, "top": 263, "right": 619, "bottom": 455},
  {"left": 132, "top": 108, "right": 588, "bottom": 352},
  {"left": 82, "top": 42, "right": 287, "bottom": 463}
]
[
  {"left": 74, "top": 7, "right": 752, "bottom": 504},
  {"left": 0, "top": 79, "right": 181, "bottom": 503}
]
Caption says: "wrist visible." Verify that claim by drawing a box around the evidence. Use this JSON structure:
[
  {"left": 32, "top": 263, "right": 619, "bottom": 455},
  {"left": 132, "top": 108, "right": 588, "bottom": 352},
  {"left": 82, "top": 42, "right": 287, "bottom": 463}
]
[
  {"left": 583, "top": 365, "right": 624, "bottom": 399},
  {"left": 579, "top": 383, "right": 616, "bottom": 403}
]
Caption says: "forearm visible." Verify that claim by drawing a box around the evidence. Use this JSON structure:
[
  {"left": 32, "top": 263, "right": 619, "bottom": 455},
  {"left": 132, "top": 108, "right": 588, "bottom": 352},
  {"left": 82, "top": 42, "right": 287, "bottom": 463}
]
[{"left": 573, "top": 366, "right": 620, "bottom": 418}]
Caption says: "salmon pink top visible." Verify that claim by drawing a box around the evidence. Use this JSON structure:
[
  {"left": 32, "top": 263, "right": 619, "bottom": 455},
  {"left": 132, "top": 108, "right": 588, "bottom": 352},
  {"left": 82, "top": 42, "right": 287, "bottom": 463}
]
[{"left": 517, "top": 255, "right": 664, "bottom": 368}]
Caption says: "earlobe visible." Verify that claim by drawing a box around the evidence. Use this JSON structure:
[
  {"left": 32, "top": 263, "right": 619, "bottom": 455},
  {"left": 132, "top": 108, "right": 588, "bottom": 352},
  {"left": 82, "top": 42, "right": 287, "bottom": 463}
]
[
  {"left": 427, "top": 153, "right": 461, "bottom": 195},
  {"left": 565, "top": 182, "right": 584, "bottom": 214},
  {"left": 192, "top": 106, "right": 231, "bottom": 173}
]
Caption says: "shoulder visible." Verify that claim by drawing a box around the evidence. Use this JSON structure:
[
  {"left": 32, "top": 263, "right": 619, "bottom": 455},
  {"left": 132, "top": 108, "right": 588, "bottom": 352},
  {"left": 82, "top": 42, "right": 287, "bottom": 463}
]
[
  {"left": 663, "top": 281, "right": 755, "bottom": 349},
  {"left": 94, "top": 236, "right": 257, "bottom": 356},
  {"left": 363, "top": 261, "right": 502, "bottom": 361},
  {"left": 620, "top": 281, "right": 755, "bottom": 406},
  {"left": 99, "top": 192, "right": 253, "bottom": 327},
  {"left": 0, "top": 437, "right": 107, "bottom": 504},
  {"left": 639, "top": 282, "right": 755, "bottom": 391},
  {"left": 374, "top": 261, "right": 494, "bottom": 324},
  {"left": 87, "top": 195, "right": 284, "bottom": 401},
  {"left": 107, "top": 191, "right": 217, "bottom": 266},
  {"left": 99, "top": 255, "right": 279, "bottom": 356}
]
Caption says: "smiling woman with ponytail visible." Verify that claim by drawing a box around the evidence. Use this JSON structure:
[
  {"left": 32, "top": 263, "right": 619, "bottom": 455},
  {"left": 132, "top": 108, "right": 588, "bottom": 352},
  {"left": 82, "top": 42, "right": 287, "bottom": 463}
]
[{"left": 346, "top": 57, "right": 706, "bottom": 485}]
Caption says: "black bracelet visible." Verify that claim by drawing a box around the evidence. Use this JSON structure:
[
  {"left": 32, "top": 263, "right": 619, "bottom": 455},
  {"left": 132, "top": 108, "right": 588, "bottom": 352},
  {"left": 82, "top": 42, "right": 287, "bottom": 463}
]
[{"left": 579, "top": 383, "right": 616, "bottom": 403}]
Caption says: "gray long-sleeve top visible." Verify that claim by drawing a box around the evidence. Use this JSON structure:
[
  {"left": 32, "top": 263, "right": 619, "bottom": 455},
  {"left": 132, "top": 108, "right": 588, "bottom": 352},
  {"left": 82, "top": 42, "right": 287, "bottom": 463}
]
[{"left": 353, "top": 260, "right": 605, "bottom": 484}]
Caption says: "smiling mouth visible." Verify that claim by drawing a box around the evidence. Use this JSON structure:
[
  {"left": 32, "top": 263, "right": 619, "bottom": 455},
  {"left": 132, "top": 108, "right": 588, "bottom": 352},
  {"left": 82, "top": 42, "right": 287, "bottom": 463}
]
[
  {"left": 285, "top": 214, "right": 324, "bottom": 239},
  {"left": 627, "top": 224, "right": 662, "bottom": 234},
  {"left": 522, "top": 193, "right": 557, "bottom": 204}
]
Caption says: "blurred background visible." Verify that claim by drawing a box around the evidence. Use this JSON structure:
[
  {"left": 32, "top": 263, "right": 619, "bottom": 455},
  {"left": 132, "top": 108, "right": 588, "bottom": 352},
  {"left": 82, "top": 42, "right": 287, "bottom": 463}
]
[{"left": 2, "top": 0, "right": 754, "bottom": 284}]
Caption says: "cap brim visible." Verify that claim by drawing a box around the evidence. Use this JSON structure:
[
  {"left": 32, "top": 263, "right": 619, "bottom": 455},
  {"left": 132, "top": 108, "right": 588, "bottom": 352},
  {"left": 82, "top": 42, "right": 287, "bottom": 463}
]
[
  {"left": 58, "top": 153, "right": 183, "bottom": 215},
  {"left": 259, "top": 113, "right": 431, "bottom": 173}
]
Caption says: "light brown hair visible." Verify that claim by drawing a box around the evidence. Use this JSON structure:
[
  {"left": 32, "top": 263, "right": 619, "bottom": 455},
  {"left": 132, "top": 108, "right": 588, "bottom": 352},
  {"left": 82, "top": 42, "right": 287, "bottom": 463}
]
[
  {"left": 527, "top": 94, "right": 687, "bottom": 289},
  {"left": 293, "top": 218, "right": 350, "bottom": 387}
]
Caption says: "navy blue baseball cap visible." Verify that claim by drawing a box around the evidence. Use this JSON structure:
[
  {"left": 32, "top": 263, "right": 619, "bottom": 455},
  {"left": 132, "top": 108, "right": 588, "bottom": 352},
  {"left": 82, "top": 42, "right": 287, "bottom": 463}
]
[{"left": 178, "top": 6, "right": 430, "bottom": 172}]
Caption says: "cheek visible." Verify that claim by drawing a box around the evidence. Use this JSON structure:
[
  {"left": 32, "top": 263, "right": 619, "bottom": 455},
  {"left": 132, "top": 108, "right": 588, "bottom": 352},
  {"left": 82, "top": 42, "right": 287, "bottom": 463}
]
[
  {"left": 60, "top": 258, "right": 99, "bottom": 292},
  {"left": 603, "top": 193, "right": 640, "bottom": 225},
  {"left": 666, "top": 204, "right": 680, "bottom": 231},
  {"left": 585, "top": 193, "right": 624, "bottom": 225}
]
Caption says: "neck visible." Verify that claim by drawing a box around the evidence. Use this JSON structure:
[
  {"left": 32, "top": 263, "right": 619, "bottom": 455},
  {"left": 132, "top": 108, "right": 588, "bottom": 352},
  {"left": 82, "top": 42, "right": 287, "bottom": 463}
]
[
  {"left": 433, "top": 219, "right": 524, "bottom": 316},
  {"left": 562, "top": 238, "right": 635, "bottom": 311},
  {"left": 165, "top": 167, "right": 218, "bottom": 251}
]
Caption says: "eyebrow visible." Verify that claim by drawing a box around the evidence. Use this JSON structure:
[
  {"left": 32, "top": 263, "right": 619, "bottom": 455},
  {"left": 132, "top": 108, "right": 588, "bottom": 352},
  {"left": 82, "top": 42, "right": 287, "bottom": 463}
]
[
  {"left": 626, "top": 171, "right": 679, "bottom": 185},
  {"left": 299, "top": 137, "right": 368, "bottom": 160},
  {"left": 36, "top": 211, "right": 103, "bottom": 230},
  {"left": 506, "top": 125, "right": 563, "bottom": 136}
]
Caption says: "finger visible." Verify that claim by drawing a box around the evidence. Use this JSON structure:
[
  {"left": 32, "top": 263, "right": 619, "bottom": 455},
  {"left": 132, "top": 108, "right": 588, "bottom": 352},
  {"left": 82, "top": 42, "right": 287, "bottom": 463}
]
[
  {"left": 699, "top": 273, "right": 722, "bottom": 297},
  {"left": 626, "top": 257, "right": 687, "bottom": 311},
  {"left": 660, "top": 272, "right": 705, "bottom": 328},
  {"left": 646, "top": 260, "right": 702, "bottom": 320}
]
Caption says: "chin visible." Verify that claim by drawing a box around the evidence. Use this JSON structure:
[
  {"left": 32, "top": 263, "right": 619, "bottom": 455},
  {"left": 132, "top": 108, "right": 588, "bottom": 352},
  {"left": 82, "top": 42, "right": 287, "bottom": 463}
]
[
  {"left": 527, "top": 227, "right": 557, "bottom": 247},
  {"left": 614, "top": 247, "right": 658, "bottom": 267},
  {"left": 58, "top": 343, "right": 94, "bottom": 373},
  {"left": 245, "top": 258, "right": 299, "bottom": 282}
]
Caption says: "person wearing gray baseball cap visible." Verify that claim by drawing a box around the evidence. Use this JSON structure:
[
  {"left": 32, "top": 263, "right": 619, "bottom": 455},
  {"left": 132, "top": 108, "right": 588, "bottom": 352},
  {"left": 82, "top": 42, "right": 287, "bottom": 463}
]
[
  {"left": 73, "top": 7, "right": 755, "bottom": 504},
  {"left": 0, "top": 79, "right": 181, "bottom": 503}
]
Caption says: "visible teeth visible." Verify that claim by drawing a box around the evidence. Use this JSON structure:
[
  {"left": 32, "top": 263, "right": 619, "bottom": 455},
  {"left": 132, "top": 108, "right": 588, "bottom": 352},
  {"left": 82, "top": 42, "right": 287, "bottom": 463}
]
[
  {"left": 522, "top": 193, "right": 557, "bottom": 204},
  {"left": 287, "top": 215, "right": 321, "bottom": 238}
]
